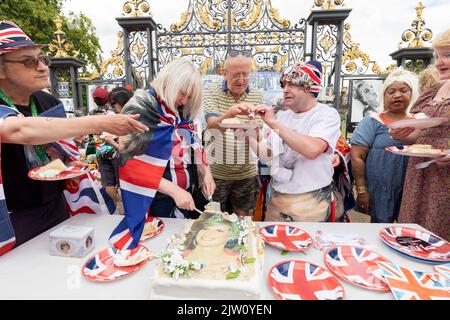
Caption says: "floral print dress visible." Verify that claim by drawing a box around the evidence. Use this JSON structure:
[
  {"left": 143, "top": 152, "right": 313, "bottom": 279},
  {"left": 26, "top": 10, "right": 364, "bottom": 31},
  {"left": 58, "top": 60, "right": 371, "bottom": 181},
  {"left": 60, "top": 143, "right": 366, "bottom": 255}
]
[{"left": 398, "top": 83, "right": 450, "bottom": 241}]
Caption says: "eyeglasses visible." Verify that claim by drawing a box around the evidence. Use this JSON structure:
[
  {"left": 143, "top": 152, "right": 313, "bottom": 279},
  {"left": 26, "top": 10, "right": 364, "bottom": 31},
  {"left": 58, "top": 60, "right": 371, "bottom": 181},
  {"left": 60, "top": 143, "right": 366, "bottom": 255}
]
[
  {"left": 2, "top": 55, "right": 52, "bottom": 69},
  {"left": 227, "top": 49, "right": 252, "bottom": 58},
  {"left": 230, "top": 72, "right": 251, "bottom": 81}
]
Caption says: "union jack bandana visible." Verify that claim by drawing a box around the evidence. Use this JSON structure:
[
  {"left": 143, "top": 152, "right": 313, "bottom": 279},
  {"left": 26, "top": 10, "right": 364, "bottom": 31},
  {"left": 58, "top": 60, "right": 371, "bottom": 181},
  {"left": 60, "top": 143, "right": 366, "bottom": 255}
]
[
  {"left": 0, "top": 20, "right": 44, "bottom": 55},
  {"left": 280, "top": 60, "right": 323, "bottom": 97}
]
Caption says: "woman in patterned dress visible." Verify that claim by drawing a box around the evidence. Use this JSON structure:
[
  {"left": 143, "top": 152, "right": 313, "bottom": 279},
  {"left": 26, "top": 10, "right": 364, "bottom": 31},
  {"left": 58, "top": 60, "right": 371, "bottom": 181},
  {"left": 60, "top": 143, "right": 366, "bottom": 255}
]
[{"left": 391, "top": 29, "right": 450, "bottom": 240}]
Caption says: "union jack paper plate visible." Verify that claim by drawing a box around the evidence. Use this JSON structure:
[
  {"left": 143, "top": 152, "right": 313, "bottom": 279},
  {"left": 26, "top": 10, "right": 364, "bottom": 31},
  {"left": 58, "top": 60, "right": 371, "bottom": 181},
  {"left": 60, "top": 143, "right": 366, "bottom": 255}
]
[
  {"left": 82, "top": 245, "right": 150, "bottom": 282},
  {"left": 377, "top": 262, "right": 450, "bottom": 300},
  {"left": 434, "top": 263, "right": 450, "bottom": 280},
  {"left": 268, "top": 260, "right": 345, "bottom": 300},
  {"left": 385, "top": 146, "right": 448, "bottom": 158},
  {"left": 140, "top": 216, "right": 164, "bottom": 241},
  {"left": 379, "top": 226, "right": 450, "bottom": 263},
  {"left": 386, "top": 117, "right": 446, "bottom": 130},
  {"left": 28, "top": 166, "right": 89, "bottom": 181},
  {"left": 259, "top": 224, "right": 312, "bottom": 252},
  {"left": 324, "top": 246, "right": 391, "bottom": 291}
]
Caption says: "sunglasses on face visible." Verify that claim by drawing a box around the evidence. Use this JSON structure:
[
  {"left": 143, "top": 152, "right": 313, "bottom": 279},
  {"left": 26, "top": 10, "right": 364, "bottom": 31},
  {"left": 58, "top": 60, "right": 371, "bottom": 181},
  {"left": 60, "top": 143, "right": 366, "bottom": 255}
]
[
  {"left": 227, "top": 49, "right": 252, "bottom": 58},
  {"left": 2, "top": 55, "right": 52, "bottom": 69}
]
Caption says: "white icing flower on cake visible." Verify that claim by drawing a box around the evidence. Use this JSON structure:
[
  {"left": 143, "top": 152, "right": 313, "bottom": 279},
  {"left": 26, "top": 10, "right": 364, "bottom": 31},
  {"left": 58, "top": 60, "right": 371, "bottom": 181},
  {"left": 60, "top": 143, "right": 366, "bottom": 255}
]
[
  {"left": 229, "top": 263, "right": 239, "bottom": 273},
  {"left": 227, "top": 213, "right": 239, "bottom": 223},
  {"left": 192, "top": 262, "right": 203, "bottom": 270}
]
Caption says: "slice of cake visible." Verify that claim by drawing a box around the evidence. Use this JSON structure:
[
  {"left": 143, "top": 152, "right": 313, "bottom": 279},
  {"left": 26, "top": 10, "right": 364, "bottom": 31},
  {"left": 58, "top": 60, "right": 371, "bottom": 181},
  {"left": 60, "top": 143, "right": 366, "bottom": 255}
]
[
  {"left": 221, "top": 118, "right": 243, "bottom": 125},
  {"left": 36, "top": 159, "right": 67, "bottom": 178},
  {"left": 150, "top": 202, "right": 264, "bottom": 300},
  {"left": 404, "top": 144, "right": 445, "bottom": 155}
]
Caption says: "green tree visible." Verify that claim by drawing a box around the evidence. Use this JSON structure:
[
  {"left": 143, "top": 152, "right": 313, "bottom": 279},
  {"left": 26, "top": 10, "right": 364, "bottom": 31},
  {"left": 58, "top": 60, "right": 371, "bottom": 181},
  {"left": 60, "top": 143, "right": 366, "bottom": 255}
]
[{"left": 0, "top": 0, "right": 102, "bottom": 69}]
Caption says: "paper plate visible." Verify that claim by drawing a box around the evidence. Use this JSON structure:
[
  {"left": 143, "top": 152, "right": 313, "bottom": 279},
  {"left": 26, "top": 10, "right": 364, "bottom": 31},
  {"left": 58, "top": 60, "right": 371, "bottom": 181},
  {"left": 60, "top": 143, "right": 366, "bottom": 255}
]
[
  {"left": 82, "top": 245, "right": 150, "bottom": 282},
  {"left": 324, "top": 246, "right": 391, "bottom": 291},
  {"left": 385, "top": 146, "right": 448, "bottom": 158},
  {"left": 434, "top": 263, "right": 450, "bottom": 280},
  {"left": 377, "top": 261, "right": 450, "bottom": 300},
  {"left": 386, "top": 117, "right": 446, "bottom": 130},
  {"left": 260, "top": 224, "right": 312, "bottom": 252},
  {"left": 28, "top": 166, "right": 89, "bottom": 181},
  {"left": 140, "top": 217, "right": 164, "bottom": 241},
  {"left": 218, "top": 122, "right": 258, "bottom": 130},
  {"left": 379, "top": 226, "right": 450, "bottom": 263},
  {"left": 268, "top": 260, "right": 345, "bottom": 300}
]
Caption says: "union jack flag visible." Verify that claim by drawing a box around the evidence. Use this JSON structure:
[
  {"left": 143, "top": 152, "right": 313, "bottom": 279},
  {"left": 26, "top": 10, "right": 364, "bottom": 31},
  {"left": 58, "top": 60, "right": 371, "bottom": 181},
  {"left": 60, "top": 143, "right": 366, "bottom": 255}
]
[
  {"left": 325, "top": 246, "right": 390, "bottom": 291},
  {"left": 109, "top": 90, "right": 200, "bottom": 250},
  {"left": 260, "top": 224, "right": 312, "bottom": 251},
  {"left": 377, "top": 261, "right": 450, "bottom": 300},
  {"left": 269, "top": 260, "right": 345, "bottom": 300}
]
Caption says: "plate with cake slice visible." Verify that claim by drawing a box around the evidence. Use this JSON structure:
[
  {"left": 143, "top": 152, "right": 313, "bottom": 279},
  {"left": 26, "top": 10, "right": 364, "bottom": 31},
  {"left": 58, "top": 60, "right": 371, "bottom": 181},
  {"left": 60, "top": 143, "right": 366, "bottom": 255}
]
[
  {"left": 260, "top": 224, "right": 312, "bottom": 252},
  {"left": 82, "top": 245, "right": 154, "bottom": 282},
  {"left": 140, "top": 216, "right": 164, "bottom": 241},
  {"left": 219, "top": 117, "right": 258, "bottom": 129},
  {"left": 28, "top": 159, "right": 89, "bottom": 181},
  {"left": 385, "top": 145, "right": 449, "bottom": 158}
]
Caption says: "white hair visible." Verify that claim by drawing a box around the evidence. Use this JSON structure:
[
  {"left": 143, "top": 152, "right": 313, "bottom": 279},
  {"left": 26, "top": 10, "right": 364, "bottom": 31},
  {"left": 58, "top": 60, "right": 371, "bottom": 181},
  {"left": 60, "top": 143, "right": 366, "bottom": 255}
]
[
  {"left": 151, "top": 58, "right": 203, "bottom": 120},
  {"left": 379, "top": 68, "right": 419, "bottom": 114}
]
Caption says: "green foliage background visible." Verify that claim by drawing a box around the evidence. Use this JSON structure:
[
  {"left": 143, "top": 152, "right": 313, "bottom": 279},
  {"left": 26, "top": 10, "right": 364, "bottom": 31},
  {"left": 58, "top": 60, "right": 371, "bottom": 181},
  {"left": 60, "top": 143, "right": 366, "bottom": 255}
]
[{"left": 0, "top": 0, "right": 102, "bottom": 70}]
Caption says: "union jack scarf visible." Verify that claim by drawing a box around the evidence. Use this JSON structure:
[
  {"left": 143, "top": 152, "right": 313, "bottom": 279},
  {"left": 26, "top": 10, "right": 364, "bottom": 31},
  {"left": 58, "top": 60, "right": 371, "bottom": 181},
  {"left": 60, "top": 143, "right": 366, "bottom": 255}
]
[
  {"left": 109, "top": 89, "right": 204, "bottom": 250},
  {"left": 0, "top": 103, "right": 116, "bottom": 257}
]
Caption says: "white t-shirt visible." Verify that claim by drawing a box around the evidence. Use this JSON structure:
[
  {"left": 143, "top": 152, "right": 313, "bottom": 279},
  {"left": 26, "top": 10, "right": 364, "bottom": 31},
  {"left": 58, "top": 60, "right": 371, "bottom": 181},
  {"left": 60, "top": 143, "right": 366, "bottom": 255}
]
[{"left": 265, "top": 103, "right": 341, "bottom": 194}]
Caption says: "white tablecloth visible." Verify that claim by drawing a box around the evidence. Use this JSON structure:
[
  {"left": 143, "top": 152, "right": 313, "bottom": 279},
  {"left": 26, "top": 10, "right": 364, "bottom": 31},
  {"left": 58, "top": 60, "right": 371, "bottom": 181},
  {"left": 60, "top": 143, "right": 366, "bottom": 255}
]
[{"left": 0, "top": 214, "right": 438, "bottom": 300}]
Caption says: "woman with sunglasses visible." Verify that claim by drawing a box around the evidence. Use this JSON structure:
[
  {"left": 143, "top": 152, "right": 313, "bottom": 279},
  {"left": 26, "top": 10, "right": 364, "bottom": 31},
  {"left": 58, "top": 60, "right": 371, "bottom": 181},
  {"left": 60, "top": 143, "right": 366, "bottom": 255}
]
[{"left": 0, "top": 20, "right": 147, "bottom": 249}]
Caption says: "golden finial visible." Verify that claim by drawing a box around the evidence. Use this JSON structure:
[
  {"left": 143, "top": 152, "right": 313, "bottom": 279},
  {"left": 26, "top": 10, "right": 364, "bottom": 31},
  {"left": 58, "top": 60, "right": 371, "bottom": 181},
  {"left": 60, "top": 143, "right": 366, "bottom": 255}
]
[
  {"left": 311, "top": 0, "right": 345, "bottom": 10},
  {"left": 398, "top": 1, "right": 433, "bottom": 49},
  {"left": 123, "top": 0, "right": 153, "bottom": 17},
  {"left": 48, "top": 16, "right": 79, "bottom": 58}
]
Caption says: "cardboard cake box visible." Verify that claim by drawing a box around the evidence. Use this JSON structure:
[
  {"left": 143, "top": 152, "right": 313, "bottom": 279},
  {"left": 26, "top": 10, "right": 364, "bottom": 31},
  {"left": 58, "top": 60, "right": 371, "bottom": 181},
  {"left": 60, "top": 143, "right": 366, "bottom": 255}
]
[{"left": 49, "top": 225, "right": 95, "bottom": 258}]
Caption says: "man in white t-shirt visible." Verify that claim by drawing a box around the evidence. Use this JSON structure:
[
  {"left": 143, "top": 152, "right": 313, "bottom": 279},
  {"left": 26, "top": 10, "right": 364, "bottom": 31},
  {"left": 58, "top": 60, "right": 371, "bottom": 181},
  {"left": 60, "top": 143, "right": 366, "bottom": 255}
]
[{"left": 250, "top": 60, "right": 342, "bottom": 222}]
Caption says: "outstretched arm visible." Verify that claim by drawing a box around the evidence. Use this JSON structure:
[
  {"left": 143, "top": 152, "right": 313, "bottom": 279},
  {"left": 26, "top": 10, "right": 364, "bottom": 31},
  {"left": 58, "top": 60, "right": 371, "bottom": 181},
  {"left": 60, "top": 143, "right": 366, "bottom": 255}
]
[{"left": 0, "top": 114, "right": 148, "bottom": 145}]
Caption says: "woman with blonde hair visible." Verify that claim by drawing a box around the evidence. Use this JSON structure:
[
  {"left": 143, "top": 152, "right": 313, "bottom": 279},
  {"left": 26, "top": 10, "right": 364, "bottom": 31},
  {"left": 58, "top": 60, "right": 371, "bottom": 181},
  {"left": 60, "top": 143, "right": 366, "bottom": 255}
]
[
  {"left": 391, "top": 29, "right": 450, "bottom": 240},
  {"left": 418, "top": 64, "right": 441, "bottom": 93},
  {"left": 350, "top": 68, "right": 419, "bottom": 223},
  {"left": 109, "top": 58, "right": 216, "bottom": 250}
]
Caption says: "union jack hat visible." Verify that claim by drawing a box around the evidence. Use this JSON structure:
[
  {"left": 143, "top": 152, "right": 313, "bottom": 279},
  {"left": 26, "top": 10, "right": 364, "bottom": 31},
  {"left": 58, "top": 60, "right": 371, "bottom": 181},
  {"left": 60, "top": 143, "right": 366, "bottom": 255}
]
[
  {"left": 0, "top": 20, "right": 45, "bottom": 55},
  {"left": 280, "top": 60, "right": 323, "bottom": 97}
]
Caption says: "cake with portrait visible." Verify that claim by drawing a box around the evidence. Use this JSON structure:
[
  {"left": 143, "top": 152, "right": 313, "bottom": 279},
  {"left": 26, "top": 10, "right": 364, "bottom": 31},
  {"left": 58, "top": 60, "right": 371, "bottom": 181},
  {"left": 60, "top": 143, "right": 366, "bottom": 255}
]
[{"left": 149, "top": 202, "right": 265, "bottom": 300}]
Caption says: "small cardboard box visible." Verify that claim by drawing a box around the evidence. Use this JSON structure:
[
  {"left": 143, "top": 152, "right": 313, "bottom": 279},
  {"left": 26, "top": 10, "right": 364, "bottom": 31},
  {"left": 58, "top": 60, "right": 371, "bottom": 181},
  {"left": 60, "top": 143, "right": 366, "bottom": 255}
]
[{"left": 49, "top": 225, "right": 95, "bottom": 258}]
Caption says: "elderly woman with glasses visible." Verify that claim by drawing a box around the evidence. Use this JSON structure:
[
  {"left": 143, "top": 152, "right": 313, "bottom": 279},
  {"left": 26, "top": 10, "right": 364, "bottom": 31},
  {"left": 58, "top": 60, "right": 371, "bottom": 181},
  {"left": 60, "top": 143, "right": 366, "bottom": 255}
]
[{"left": 0, "top": 20, "right": 147, "bottom": 249}]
